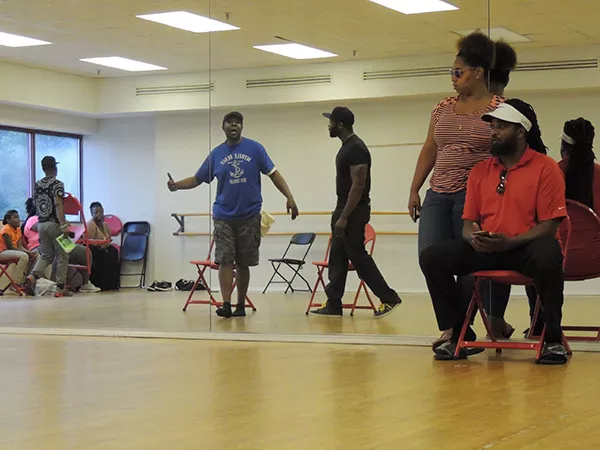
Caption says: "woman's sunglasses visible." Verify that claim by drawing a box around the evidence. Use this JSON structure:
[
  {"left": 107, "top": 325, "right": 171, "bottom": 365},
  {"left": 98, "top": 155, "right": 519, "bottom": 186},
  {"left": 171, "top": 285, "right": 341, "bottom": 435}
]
[
  {"left": 449, "top": 68, "right": 475, "bottom": 79},
  {"left": 496, "top": 170, "right": 507, "bottom": 195}
]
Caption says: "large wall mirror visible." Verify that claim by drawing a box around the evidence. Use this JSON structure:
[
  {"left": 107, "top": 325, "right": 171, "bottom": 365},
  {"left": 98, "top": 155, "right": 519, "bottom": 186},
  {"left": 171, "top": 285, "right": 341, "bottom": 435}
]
[
  {"left": 0, "top": 0, "right": 213, "bottom": 335},
  {"left": 1, "top": 0, "right": 598, "bottom": 354}
]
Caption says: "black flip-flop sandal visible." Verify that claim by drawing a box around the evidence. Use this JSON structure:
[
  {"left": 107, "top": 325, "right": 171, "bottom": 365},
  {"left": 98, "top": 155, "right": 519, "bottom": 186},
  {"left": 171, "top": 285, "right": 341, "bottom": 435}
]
[
  {"left": 538, "top": 352, "right": 568, "bottom": 365},
  {"left": 433, "top": 338, "right": 485, "bottom": 356}
]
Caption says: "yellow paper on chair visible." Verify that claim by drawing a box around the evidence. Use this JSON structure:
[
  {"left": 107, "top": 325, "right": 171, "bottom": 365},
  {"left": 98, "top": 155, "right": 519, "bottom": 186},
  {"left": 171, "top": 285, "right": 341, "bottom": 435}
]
[{"left": 260, "top": 210, "right": 275, "bottom": 237}]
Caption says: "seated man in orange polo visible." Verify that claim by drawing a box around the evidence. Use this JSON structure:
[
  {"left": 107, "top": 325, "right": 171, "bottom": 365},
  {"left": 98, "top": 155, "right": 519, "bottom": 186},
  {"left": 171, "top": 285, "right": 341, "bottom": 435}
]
[{"left": 419, "top": 99, "right": 568, "bottom": 365}]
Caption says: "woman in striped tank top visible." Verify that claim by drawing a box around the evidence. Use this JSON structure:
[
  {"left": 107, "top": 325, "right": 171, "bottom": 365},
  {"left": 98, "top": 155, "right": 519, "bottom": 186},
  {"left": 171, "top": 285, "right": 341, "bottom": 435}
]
[{"left": 408, "top": 33, "right": 513, "bottom": 348}]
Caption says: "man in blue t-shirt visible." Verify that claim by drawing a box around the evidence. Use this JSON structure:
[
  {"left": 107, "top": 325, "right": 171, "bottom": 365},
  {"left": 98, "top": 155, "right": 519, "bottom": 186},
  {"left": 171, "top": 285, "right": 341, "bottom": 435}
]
[{"left": 168, "top": 111, "right": 298, "bottom": 318}]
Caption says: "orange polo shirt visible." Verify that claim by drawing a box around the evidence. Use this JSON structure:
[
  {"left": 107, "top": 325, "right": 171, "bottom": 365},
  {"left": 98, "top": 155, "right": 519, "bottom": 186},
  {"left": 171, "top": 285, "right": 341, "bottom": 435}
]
[{"left": 463, "top": 147, "right": 567, "bottom": 237}]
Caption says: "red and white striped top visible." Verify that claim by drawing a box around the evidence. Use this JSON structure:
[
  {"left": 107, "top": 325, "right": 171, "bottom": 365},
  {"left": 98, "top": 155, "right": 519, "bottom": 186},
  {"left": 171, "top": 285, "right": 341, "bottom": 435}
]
[{"left": 430, "top": 95, "right": 504, "bottom": 193}]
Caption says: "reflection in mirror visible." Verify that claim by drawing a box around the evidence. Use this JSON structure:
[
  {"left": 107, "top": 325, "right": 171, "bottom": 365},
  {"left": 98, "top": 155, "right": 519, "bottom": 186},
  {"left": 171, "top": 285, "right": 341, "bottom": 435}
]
[
  {"left": 198, "top": 0, "right": 496, "bottom": 342},
  {"left": 0, "top": 0, "right": 214, "bottom": 334}
]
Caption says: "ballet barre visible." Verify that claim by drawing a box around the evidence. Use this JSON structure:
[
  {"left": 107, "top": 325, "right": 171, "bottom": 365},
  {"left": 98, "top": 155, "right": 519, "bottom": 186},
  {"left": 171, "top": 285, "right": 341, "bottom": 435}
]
[{"left": 171, "top": 211, "right": 416, "bottom": 236}]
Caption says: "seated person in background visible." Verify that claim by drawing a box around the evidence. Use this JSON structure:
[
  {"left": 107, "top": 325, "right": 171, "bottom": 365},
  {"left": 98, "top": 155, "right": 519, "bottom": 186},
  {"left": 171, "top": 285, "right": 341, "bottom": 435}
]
[
  {"left": 419, "top": 99, "right": 569, "bottom": 365},
  {"left": 86, "top": 202, "right": 120, "bottom": 291},
  {"left": 0, "top": 210, "right": 37, "bottom": 294},
  {"left": 558, "top": 117, "right": 600, "bottom": 271},
  {"left": 21, "top": 198, "right": 37, "bottom": 237},
  {"left": 22, "top": 199, "right": 99, "bottom": 293}
]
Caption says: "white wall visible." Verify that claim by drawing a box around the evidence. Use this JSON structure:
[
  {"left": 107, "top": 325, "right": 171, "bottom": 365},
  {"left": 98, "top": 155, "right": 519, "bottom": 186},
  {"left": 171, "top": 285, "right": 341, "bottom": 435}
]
[
  {"left": 80, "top": 90, "right": 600, "bottom": 295},
  {"left": 83, "top": 117, "right": 156, "bottom": 285},
  {"left": 0, "top": 103, "right": 97, "bottom": 135}
]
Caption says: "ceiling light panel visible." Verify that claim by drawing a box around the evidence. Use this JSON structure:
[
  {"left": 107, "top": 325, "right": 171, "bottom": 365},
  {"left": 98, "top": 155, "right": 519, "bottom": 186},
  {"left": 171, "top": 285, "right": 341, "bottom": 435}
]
[
  {"left": 455, "top": 27, "right": 531, "bottom": 43},
  {"left": 136, "top": 11, "right": 239, "bottom": 33},
  {"left": 253, "top": 43, "right": 337, "bottom": 60},
  {"left": 369, "top": 0, "right": 458, "bottom": 15},
  {"left": 80, "top": 57, "right": 167, "bottom": 72},
  {"left": 0, "top": 31, "right": 51, "bottom": 47}
]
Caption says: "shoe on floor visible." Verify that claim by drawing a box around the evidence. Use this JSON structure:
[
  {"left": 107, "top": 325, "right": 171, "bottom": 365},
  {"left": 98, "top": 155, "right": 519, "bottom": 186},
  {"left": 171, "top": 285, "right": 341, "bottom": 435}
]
[
  {"left": 54, "top": 288, "right": 73, "bottom": 298},
  {"left": 175, "top": 279, "right": 195, "bottom": 291},
  {"left": 310, "top": 302, "right": 343, "bottom": 317},
  {"left": 155, "top": 281, "right": 173, "bottom": 292},
  {"left": 22, "top": 275, "right": 36, "bottom": 296},
  {"left": 432, "top": 329, "right": 453, "bottom": 351},
  {"left": 433, "top": 341, "right": 467, "bottom": 360},
  {"left": 80, "top": 282, "right": 101, "bottom": 293},
  {"left": 432, "top": 328, "right": 485, "bottom": 356},
  {"left": 232, "top": 304, "right": 246, "bottom": 317},
  {"left": 147, "top": 281, "right": 158, "bottom": 292},
  {"left": 216, "top": 302, "right": 232, "bottom": 318},
  {"left": 374, "top": 293, "right": 402, "bottom": 318},
  {"left": 538, "top": 342, "right": 568, "bottom": 365}
]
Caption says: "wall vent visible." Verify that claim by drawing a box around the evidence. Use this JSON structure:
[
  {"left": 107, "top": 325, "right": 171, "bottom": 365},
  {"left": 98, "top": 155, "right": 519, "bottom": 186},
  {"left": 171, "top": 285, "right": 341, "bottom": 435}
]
[
  {"left": 364, "top": 58, "right": 598, "bottom": 81},
  {"left": 514, "top": 58, "right": 598, "bottom": 72},
  {"left": 364, "top": 66, "right": 447, "bottom": 81},
  {"left": 136, "top": 84, "right": 214, "bottom": 96},
  {"left": 246, "top": 74, "right": 331, "bottom": 88}
]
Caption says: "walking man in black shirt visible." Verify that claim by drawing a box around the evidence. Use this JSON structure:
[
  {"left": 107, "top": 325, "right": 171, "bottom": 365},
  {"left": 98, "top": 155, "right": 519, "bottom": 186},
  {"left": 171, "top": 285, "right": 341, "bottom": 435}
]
[{"left": 311, "top": 107, "right": 402, "bottom": 318}]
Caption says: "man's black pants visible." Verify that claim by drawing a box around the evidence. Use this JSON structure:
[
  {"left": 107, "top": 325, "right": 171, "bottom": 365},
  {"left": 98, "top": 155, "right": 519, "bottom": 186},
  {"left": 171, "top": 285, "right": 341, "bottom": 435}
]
[
  {"left": 325, "top": 205, "right": 396, "bottom": 308},
  {"left": 419, "top": 237, "right": 564, "bottom": 343}
]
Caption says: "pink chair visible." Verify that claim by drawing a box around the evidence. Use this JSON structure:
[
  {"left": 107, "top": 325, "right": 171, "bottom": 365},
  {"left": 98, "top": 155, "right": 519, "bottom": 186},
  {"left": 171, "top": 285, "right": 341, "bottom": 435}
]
[
  {"left": 548, "top": 200, "right": 600, "bottom": 341},
  {"left": 104, "top": 214, "right": 123, "bottom": 254},
  {"left": 104, "top": 215, "right": 123, "bottom": 236}
]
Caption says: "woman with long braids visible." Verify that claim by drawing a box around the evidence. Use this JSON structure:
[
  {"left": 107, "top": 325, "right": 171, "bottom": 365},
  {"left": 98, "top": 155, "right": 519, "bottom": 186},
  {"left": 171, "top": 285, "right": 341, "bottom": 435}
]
[
  {"left": 558, "top": 118, "right": 600, "bottom": 276},
  {"left": 559, "top": 118, "right": 599, "bottom": 213}
]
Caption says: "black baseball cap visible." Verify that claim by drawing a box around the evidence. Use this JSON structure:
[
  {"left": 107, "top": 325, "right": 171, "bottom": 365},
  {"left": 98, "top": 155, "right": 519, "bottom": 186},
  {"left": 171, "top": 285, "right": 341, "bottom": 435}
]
[
  {"left": 41, "top": 156, "right": 59, "bottom": 170},
  {"left": 322, "top": 106, "right": 355, "bottom": 126},
  {"left": 223, "top": 111, "right": 244, "bottom": 124}
]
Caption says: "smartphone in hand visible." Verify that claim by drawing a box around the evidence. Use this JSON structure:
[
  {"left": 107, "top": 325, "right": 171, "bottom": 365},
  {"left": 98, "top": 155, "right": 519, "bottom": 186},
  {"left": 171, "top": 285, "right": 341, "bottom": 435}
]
[{"left": 411, "top": 205, "right": 420, "bottom": 222}]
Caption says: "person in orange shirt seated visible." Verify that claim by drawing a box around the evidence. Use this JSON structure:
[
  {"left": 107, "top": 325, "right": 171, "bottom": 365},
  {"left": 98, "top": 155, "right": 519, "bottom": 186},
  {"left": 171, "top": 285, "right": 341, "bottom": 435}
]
[
  {"left": 0, "top": 210, "right": 37, "bottom": 295},
  {"left": 419, "top": 99, "right": 569, "bottom": 365}
]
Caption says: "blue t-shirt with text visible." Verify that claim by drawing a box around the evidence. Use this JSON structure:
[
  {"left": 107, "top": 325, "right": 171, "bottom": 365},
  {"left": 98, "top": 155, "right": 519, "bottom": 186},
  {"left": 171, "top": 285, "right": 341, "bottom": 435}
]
[{"left": 195, "top": 138, "right": 276, "bottom": 220}]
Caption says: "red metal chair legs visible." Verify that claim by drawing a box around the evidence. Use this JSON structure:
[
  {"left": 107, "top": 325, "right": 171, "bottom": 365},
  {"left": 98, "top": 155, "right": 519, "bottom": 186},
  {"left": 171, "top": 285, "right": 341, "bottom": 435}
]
[
  {"left": 455, "top": 276, "right": 571, "bottom": 363},
  {"left": 304, "top": 263, "right": 376, "bottom": 315},
  {"left": 305, "top": 265, "right": 327, "bottom": 315},
  {"left": 0, "top": 259, "right": 25, "bottom": 296},
  {"left": 182, "top": 261, "right": 256, "bottom": 312}
]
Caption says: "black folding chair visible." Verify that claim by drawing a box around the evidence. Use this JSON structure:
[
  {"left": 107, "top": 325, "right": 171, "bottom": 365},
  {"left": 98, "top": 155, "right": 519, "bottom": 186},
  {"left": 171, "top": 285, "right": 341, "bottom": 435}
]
[
  {"left": 120, "top": 221, "right": 150, "bottom": 288},
  {"left": 263, "top": 233, "right": 316, "bottom": 294}
]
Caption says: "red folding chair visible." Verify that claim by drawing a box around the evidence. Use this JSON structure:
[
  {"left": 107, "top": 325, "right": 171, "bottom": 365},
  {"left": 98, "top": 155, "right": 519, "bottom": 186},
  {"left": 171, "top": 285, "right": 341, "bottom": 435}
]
[
  {"left": 0, "top": 259, "right": 25, "bottom": 296},
  {"left": 305, "top": 223, "right": 377, "bottom": 316},
  {"left": 63, "top": 193, "right": 110, "bottom": 287},
  {"left": 534, "top": 200, "right": 600, "bottom": 341},
  {"left": 455, "top": 215, "right": 572, "bottom": 363},
  {"left": 182, "top": 237, "right": 256, "bottom": 312}
]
